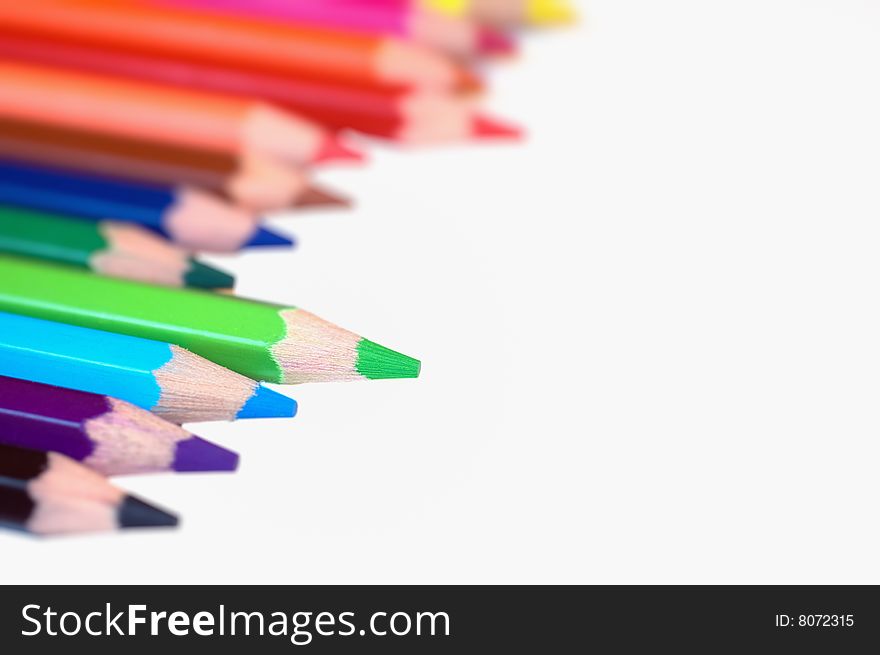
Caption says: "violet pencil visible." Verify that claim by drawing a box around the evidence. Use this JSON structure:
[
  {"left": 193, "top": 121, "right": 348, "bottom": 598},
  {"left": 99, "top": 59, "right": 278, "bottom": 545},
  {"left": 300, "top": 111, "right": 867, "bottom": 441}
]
[{"left": 0, "top": 376, "right": 239, "bottom": 476}]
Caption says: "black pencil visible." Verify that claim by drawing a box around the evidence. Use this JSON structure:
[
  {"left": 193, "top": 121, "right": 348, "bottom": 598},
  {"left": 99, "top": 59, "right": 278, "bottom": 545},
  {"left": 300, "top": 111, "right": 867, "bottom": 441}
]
[{"left": 0, "top": 442, "right": 178, "bottom": 536}]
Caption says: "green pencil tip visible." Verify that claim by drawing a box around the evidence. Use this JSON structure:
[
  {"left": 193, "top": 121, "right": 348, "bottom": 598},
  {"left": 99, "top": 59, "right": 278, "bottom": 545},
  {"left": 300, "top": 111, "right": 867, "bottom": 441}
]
[
  {"left": 356, "top": 339, "right": 421, "bottom": 380},
  {"left": 184, "top": 259, "right": 236, "bottom": 290}
]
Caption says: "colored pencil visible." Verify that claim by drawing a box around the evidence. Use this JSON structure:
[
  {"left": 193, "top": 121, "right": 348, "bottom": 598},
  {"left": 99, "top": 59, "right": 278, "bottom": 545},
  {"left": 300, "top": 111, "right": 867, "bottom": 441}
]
[
  {"left": 161, "top": 0, "right": 516, "bottom": 58},
  {"left": 0, "top": 443, "right": 178, "bottom": 536},
  {"left": 0, "top": 376, "right": 239, "bottom": 476},
  {"left": 0, "top": 256, "right": 422, "bottom": 385},
  {"left": 0, "top": 36, "right": 520, "bottom": 143},
  {"left": 0, "top": 116, "right": 351, "bottom": 213},
  {"left": 0, "top": 310, "right": 298, "bottom": 424},
  {"left": 0, "top": 160, "right": 292, "bottom": 253},
  {"left": 0, "top": 206, "right": 234, "bottom": 290},
  {"left": 424, "top": 0, "right": 576, "bottom": 26},
  {"left": 0, "top": 59, "right": 359, "bottom": 167},
  {"left": 0, "top": 0, "right": 480, "bottom": 92}
]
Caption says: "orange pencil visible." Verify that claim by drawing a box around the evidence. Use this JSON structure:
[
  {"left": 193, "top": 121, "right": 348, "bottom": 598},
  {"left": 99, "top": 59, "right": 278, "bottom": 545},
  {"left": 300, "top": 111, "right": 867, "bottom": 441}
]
[
  {"left": 0, "top": 60, "right": 358, "bottom": 166},
  {"left": 0, "top": 0, "right": 480, "bottom": 93}
]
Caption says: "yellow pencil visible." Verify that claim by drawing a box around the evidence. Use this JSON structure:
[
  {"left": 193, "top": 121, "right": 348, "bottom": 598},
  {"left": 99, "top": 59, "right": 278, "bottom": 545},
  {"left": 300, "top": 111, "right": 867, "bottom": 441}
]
[{"left": 424, "top": 0, "right": 576, "bottom": 27}]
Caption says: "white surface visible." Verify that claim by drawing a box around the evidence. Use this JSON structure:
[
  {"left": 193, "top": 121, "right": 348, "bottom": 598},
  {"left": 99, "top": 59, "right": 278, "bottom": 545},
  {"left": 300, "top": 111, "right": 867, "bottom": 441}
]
[{"left": 6, "top": 0, "right": 880, "bottom": 584}]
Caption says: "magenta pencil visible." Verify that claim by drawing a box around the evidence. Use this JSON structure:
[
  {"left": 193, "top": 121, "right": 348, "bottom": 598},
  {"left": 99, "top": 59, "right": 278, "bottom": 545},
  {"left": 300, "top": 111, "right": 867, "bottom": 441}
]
[{"left": 159, "top": 0, "right": 515, "bottom": 58}]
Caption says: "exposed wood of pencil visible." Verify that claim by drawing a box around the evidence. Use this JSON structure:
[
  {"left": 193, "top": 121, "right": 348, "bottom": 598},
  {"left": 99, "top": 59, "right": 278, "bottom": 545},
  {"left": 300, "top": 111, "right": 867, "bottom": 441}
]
[
  {"left": 0, "top": 37, "right": 517, "bottom": 143},
  {"left": 162, "top": 0, "right": 516, "bottom": 58},
  {"left": 0, "top": 159, "right": 292, "bottom": 252},
  {"left": 0, "top": 117, "right": 340, "bottom": 212},
  {"left": 0, "top": 205, "right": 235, "bottom": 289},
  {"left": 0, "top": 443, "right": 178, "bottom": 536},
  {"left": 0, "top": 375, "right": 239, "bottom": 475},
  {"left": 426, "top": 0, "right": 576, "bottom": 26},
  {"left": 0, "top": 0, "right": 480, "bottom": 92},
  {"left": 0, "top": 58, "right": 337, "bottom": 166},
  {"left": 0, "top": 256, "right": 422, "bottom": 385},
  {"left": 0, "top": 308, "right": 298, "bottom": 424}
]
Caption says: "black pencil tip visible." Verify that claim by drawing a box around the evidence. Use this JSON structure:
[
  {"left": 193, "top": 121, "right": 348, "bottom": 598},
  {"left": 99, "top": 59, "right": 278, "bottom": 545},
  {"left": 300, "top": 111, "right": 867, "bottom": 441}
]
[{"left": 118, "top": 496, "right": 179, "bottom": 529}]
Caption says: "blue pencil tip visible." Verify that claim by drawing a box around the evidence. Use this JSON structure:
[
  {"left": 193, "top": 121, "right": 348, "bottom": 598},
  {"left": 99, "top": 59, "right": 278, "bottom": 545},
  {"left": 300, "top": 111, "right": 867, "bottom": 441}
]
[
  {"left": 236, "top": 385, "right": 298, "bottom": 419},
  {"left": 246, "top": 226, "right": 295, "bottom": 248}
]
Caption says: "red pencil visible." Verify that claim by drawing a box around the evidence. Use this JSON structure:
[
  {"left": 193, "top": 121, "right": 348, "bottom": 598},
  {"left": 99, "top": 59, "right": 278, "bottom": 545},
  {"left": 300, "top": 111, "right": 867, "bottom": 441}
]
[{"left": 0, "top": 34, "right": 520, "bottom": 143}]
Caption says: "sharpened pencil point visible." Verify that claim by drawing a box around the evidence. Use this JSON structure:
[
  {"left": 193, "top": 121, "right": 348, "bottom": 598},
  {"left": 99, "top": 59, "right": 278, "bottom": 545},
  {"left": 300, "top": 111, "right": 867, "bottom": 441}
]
[
  {"left": 472, "top": 115, "right": 525, "bottom": 140},
  {"left": 173, "top": 437, "right": 239, "bottom": 473},
  {"left": 247, "top": 227, "right": 295, "bottom": 248},
  {"left": 528, "top": 0, "right": 577, "bottom": 25},
  {"left": 236, "top": 385, "right": 298, "bottom": 419},
  {"left": 313, "top": 134, "right": 366, "bottom": 164},
  {"left": 478, "top": 27, "right": 518, "bottom": 57},
  {"left": 294, "top": 185, "right": 352, "bottom": 210},
  {"left": 458, "top": 67, "right": 485, "bottom": 93},
  {"left": 117, "top": 496, "right": 178, "bottom": 529},
  {"left": 356, "top": 339, "right": 421, "bottom": 380},
  {"left": 184, "top": 260, "right": 236, "bottom": 290}
]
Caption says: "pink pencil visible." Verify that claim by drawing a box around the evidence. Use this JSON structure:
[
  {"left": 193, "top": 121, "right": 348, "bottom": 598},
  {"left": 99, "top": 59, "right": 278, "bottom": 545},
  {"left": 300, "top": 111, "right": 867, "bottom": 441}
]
[{"left": 158, "top": 0, "right": 516, "bottom": 58}]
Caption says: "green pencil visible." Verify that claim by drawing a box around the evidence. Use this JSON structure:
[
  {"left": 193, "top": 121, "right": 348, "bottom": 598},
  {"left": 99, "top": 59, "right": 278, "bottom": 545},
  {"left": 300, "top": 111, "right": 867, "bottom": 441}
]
[
  {"left": 0, "top": 255, "right": 420, "bottom": 384},
  {"left": 0, "top": 205, "right": 233, "bottom": 290}
]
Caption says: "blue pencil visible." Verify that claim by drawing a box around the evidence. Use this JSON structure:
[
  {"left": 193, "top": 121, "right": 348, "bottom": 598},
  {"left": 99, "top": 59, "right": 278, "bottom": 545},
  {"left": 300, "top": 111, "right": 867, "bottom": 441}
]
[
  {"left": 0, "top": 159, "right": 293, "bottom": 253},
  {"left": 0, "top": 311, "right": 297, "bottom": 424}
]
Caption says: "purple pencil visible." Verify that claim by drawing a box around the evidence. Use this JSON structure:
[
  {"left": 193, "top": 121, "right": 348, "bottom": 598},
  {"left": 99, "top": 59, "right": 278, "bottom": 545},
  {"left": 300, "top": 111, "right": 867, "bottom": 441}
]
[{"left": 0, "top": 376, "right": 239, "bottom": 476}]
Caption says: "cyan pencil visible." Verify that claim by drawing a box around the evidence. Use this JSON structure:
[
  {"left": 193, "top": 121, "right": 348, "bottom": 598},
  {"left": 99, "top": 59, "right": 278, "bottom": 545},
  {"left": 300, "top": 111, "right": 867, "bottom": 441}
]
[{"left": 0, "top": 310, "right": 297, "bottom": 424}]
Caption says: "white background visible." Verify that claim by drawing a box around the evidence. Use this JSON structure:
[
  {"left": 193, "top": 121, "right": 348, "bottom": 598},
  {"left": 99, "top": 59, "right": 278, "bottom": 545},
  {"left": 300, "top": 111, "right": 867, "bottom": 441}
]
[{"left": 5, "top": 0, "right": 880, "bottom": 584}]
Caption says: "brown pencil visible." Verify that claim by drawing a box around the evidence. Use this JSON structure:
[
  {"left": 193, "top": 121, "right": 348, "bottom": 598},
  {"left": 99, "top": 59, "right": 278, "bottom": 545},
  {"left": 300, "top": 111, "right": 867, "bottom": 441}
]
[{"left": 0, "top": 117, "right": 348, "bottom": 212}]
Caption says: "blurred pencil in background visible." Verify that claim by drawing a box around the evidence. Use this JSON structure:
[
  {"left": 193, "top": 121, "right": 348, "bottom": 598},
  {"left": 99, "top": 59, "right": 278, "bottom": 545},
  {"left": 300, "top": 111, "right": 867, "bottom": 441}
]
[
  {"left": 0, "top": 117, "right": 349, "bottom": 212},
  {"left": 158, "top": 0, "right": 517, "bottom": 59},
  {"left": 0, "top": 442, "right": 178, "bottom": 536},
  {"left": 0, "top": 0, "right": 480, "bottom": 92},
  {"left": 424, "top": 0, "right": 576, "bottom": 27},
  {"left": 0, "top": 37, "right": 519, "bottom": 143},
  {"left": 0, "top": 206, "right": 234, "bottom": 289},
  {"left": 0, "top": 159, "right": 292, "bottom": 252},
  {"left": 0, "top": 59, "right": 361, "bottom": 166}
]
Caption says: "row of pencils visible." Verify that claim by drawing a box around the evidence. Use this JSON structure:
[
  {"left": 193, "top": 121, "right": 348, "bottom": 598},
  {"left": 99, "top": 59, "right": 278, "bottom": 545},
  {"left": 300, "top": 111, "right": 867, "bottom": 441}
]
[{"left": 0, "top": 0, "right": 574, "bottom": 537}]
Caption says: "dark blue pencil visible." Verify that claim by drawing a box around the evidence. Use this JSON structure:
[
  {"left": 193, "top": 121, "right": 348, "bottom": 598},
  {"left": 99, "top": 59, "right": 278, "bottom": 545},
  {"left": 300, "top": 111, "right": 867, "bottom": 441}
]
[{"left": 0, "top": 159, "right": 293, "bottom": 253}]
